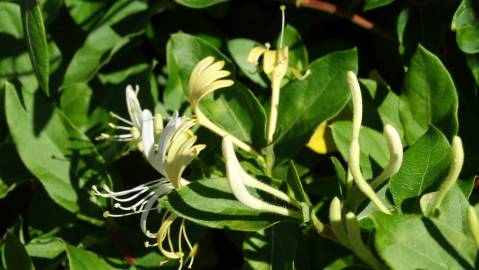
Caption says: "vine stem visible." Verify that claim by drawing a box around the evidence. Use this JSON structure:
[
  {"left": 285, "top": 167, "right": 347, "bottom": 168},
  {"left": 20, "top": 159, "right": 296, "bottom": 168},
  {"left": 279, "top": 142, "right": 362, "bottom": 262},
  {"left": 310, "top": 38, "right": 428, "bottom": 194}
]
[{"left": 293, "top": 0, "right": 397, "bottom": 42}]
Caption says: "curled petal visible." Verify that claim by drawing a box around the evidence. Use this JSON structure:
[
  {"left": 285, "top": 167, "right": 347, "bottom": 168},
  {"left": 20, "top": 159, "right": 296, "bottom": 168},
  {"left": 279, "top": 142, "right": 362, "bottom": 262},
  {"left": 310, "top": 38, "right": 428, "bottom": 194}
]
[
  {"left": 188, "top": 57, "right": 234, "bottom": 108},
  {"left": 247, "top": 46, "right": 266, "bottom": 64},
  {"left": 222, "top": 137, "right": 299, "bottom": 218},
  {"left": 262, "top": 49, "right": 276, "bottom": 75},
  {"left": 371, "top": 124, "right": 403, "bottom": 189}
]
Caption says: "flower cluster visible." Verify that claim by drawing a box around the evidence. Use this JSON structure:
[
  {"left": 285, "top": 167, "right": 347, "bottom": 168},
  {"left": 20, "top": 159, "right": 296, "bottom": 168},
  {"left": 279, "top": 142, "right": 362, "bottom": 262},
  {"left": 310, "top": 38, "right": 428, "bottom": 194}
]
[{"left": 93, "top": 87, "right": 204, "bottom": 268}]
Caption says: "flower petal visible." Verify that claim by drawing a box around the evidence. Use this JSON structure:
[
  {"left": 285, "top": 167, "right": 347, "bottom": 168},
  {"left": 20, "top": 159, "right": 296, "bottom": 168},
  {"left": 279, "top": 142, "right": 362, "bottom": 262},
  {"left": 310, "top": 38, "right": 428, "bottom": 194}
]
[
  {"left": 126, "top": 85, "right": 143, "bottom": 128},
  {"left": 142, "top": 109, "right": 164, "bottom": 175},
  {"left": 247, "top": 46, "right": 266, "bottom": 64}
]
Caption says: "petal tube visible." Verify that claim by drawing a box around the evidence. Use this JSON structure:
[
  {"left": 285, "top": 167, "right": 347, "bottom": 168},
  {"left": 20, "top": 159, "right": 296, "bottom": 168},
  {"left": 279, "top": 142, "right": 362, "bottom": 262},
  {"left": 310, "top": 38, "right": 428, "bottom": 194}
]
[{"left": 222, "top": 137, "right": 299, "bottom": 218}]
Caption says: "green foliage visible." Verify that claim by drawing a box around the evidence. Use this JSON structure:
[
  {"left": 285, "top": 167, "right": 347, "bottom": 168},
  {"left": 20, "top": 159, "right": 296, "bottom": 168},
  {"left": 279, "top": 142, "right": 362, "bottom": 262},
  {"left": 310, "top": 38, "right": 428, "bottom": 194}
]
[
  {"left": 452, "top": 0, "right": 479, "bottom": 54},
  {"left": 399, "top": 45, "right": 458, "bottom": 145},
  {"left": 21, "top": 0, "right": 49, "bottom": 95},
  {"left": 161, "top": 178, "right": 293, "bottom": 231},
  {"left": 1, "top": 0, "right": 478, "bottom": 269},
  {"left": 389, "top": 127, "right": 451, "bottom": 212},
  {"left": 5, "top": 82, "right": 110, "bottom": 224},
  {"left": 275, "top": 49, "right": 358, "bottom": 158},
  {"left": 2, "top": 232, "right": 35, "bottom": 270}
]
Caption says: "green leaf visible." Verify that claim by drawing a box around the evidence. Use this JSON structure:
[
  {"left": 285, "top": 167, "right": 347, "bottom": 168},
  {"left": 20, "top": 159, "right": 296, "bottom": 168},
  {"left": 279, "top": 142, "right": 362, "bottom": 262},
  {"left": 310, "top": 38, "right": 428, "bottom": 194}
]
[
  {"left": 331, "top": 121, "right": 389, "bottom": 180},
  {"left": 372, "top": 213, "right": 477, "bottom": 270},
  {"left": 228, "top": 38, "right": 268, "bottom": 88},
  {"left": 420, "top": 184, "right": 471, "bottom": 234},
  {"left": 175, "top": 0, "right": 228, "bottom": 8},
  {"left": 399, "top": 45, "right": 458, "bottom": 145},
  {"left": 466, "top": 54, "right": 479, "bottom": 87},
  {"left": 389, "top": 127, "right": 451, "bottom": 212},
  {"left": 452, "top": 0, "right": 479, "bottom": 54},
  {"left": 286, "top": 160, "right": 311, "bottom": 204},
  {"left": 21, "top": 0, "right": 49, "bottom": 95},
  {"left": 164, "top": 39, "right": 187, "bottom": 111},
  {"left": 243, "top": 230, "right": 271, "bottom": 270},
  {"left": 275, "top": 48, "right": 358, "bottom": 158},
  {"left": 170, "top": 33, "right": 267, "bottom": 148},
  {"left": 64, "top": 243, "right": 117, "bottom": 270},
  {"left": 2, "top": 232, "right": 35, "bottom": 270},
  {"left": 363, "top": 0, "right": 394, "bottom": 11},
  {"left": 360, "top": 78, "right": 404, "bottom": 142},
  {"left": 160, "top": 178, "right": 294, "bottom": 231},
  {"left": 4, "top": 82, "right": 111, "bottom": 224},
  {"left": 64, "top": 0, "right": 111, "bottom": 31},
  {"left": 26, "top": 238, "right": 64, "bottom": 259},
  {"left": 242, "top": 223, "right": 299, "bottom": 270},
  {"left": 62, "top": 0, "right": 148, "bottom": 88},
  {"left": 0, "top": 2, "right": 61, "bottom": 93}
]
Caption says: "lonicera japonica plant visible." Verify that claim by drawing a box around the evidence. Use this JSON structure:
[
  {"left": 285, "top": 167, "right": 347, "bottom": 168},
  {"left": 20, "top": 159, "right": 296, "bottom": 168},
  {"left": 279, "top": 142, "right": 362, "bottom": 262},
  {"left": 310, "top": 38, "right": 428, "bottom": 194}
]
[{"left": 1, "top": 0, "right": 479, "bottom": 269}]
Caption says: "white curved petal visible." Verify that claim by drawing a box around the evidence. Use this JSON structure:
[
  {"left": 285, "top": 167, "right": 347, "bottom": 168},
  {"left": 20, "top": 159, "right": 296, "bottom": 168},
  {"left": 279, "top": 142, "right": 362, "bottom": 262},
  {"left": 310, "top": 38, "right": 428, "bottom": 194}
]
[
  {"left": 126, "top": 85, "right": 143, "bottom": 128},
  {"left": 139, "top": 179, "right": 173, "bottom": 238},
  {"left": 142, "top": 109, "right": 163, "bottom": 174}
]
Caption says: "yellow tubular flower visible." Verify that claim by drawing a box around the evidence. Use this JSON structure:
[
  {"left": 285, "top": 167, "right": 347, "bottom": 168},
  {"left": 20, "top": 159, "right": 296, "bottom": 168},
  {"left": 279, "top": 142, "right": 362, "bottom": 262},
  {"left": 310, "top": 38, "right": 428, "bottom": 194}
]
[
  {"left": 188, "top": 56, "right": 257, "bottom": 154},
  {"left": 188, "top": 56, "right": 233, "bottom": 109},
  {"left": 247, "top": 45, "right": 289, "bottom": 82},
  {"left": 246, "top": 5, "right": 307, "bottom": 144}
]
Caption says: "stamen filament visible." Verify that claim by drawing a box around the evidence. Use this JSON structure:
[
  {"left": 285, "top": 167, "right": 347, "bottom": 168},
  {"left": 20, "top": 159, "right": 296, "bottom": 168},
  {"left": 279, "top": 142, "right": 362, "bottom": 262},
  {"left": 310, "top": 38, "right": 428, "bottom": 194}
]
[
  {"left": 108, "top": 122, "right": 132, "bottom": 131},
  {"left": 110, "top": 111, "right": 134, "bottom": 126},
  {"left": 279, "top": 5, "right": 286, "bottom": 48}
]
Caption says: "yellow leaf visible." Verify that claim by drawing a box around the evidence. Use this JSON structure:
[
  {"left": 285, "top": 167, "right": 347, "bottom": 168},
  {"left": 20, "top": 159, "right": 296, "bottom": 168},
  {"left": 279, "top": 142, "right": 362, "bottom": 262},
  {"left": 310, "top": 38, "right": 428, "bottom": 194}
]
[{"left": 307, "top": 121, "right": 336, "bottom": 154}]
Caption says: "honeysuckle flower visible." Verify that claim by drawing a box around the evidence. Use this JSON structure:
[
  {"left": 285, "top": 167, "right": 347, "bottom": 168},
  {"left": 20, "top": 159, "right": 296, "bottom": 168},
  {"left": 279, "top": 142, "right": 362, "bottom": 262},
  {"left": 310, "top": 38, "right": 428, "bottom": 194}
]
[
  {"left": 346, "top": 71, "right": 391, "bottom": 214},
  {"left": 247, "top": 5, "right": 310, "bottom": 144},
  {"left": 143, "top": 110, "right": 205, "bottom": 189},
  {"left": 371, "top": 124, "right": 403, "bottom": 189},
  {"left": 188, "top": 56, "right": 257, "bottom": 154},
  {"left": 96, "top": 85, "right": 163, "bottom": 152},
  {"left": 429, "top": 135, "right": 464, "bottom": 215},
  {"left": 93, "top": 110, "right": 204, "bottom": 269},
  {"left": 222, "top": 136, "right": 302, "bottom": 219},
  {"left": 248, "top": 43, "right": 289, "bottom": 84},
  {"left": 329, "top": 197, "right": 384, "bottom": 270}
]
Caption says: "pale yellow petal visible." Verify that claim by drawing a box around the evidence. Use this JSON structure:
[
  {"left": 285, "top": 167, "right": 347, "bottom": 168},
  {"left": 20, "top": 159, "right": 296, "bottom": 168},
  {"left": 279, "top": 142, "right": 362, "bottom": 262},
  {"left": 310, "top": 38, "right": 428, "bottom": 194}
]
[
  {"left": 189, "top": 56, "right": 215, "bottom": 99},
  {"left": 247, "top": 46, "right": 266, "bottom": 64},
  {"left": 262, "top": 50, "right": 276, "bottom": 75},
  {"left": 197, "top": 79, "right": 234, "bottom": 102}
]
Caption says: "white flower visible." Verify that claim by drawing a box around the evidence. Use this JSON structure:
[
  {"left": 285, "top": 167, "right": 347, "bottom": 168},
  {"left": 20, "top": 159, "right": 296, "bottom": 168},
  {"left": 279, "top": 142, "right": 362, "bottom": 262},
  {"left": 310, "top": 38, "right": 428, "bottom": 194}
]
[
  {"left": 93, "top": 110, "right": 204, "bottom": 269},
  {"left": 222, "top": 136, "right": 302, "bottom": 218},
  {"left": 96, "top": 85, "right": 163, "bottom": 152},
  {"left": 142, "top": 110, "right": 205, "bottom": 189}
]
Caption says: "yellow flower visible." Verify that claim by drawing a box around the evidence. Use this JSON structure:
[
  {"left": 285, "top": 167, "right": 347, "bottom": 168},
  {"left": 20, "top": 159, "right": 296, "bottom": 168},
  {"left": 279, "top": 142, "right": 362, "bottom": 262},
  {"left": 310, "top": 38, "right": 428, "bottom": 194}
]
[
  {"left": 188, "top": 56, "right": 257, "bottom": 154},
  {"left": 248, "top": 44, "right": 289, "bottom": 84},
  {"left": 143, "top": 111, "right": 205, "bottom": 189},
  {"left": 188, "top": 56, "right": 234, "bottom": 110}
]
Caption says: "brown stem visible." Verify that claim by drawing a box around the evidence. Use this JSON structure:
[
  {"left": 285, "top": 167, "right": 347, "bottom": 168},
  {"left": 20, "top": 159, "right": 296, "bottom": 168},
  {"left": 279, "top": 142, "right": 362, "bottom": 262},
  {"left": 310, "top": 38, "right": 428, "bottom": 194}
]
[{"left": 297, "top": 0, "right": 397, "bottom": 42}]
